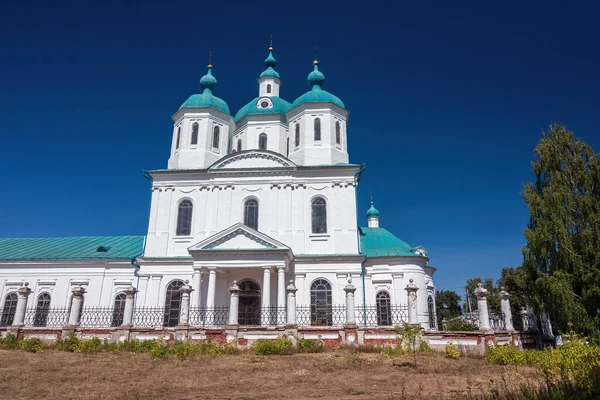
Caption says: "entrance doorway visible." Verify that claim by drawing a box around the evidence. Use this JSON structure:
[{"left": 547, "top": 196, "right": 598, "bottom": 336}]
[{"left": 238, "top": 280, "right": 261, "bottom": 326}]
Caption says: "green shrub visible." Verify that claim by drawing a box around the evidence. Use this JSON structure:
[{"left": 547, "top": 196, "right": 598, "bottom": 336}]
[
  {"left": 485, "top": 344, "right": 526, "bottom": 365},
  {"left": 253, "top": 337, "right": 294, "bottom": 355},
  {"left": 419, "top": 340, "right": 434, "bottom": 353},
  {"left": 445, "top": 320, "right": 478, "bottom": 331},
  {"left": 77, "top": 337, "right": 104, "bottom": 353},
  {"left": 149, "top": 344, "right": 169, "bottom": 359},
  {"left": 297, "top": 339, "right": 323, "bottom": 353},
  {"left": 55, "top": 334, "right": 82, "bottom": 352},
  {"left": 18, "top": 338, "right": 43, "bottom": 353},
  {"left": 444, "top": 343, "right": 461, "bottom": 359},
  {"left": 380, "top": 345, "right": 405, "bottom": 357},
  {"left": 0, "top": 334, "right": 19, "bottom": 349}
]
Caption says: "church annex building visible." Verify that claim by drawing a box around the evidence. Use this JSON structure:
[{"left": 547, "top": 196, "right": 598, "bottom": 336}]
[{"left": 0, "top": 47, "right": 451, "bottom": 347}]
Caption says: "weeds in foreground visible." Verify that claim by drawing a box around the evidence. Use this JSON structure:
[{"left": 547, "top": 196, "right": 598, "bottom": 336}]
[{"left": 444, "top": 343, "right": 461, "bottom": 359}]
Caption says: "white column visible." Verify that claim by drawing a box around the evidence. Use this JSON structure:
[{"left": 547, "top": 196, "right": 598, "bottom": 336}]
[
  {"left": 474, "top": 283, "right": 491, "bottom": 331},
  {"left": 262, "top": 267, "right": 272, "bottom": 326},
  {"left": 68, "top": 286, "right": 86, "bottom": 326},
  {"left": 277, "top": 267, "right": 286, "bottom": 325},
  {"left": 498, "top": 287, "right": 514, "bottom": 331},
  {"left": 121, "top": 286, "right": 137, "bottom": 327},
  {"left": 178, "top": 280, "right": 193, "bottom": 326},
  {"left": 191, "top": 269, "right": 202, "bottom": 307},
  {"left": 344, "top": 281, "right": 357, "bottom": 327},
  {"left": 405, "top": 279, "right": 418, "bottom": 324},
  {"left": 286, "top": 280, "right": 297, "bottom": 326},
  {"left": 228, "top": 281, "right": 240, "bottom": 326},
  {"left": 205, "top": 268, "right": 217, "bottom": 325},
  {"left": 12, "top": 282, "right": 32, "bottom": 327}
]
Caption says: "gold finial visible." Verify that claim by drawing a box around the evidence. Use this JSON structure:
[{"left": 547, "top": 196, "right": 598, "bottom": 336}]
[
  {"left": 208, "top": 50, "right": 213, "bottom": 69},
  {"left": 313, "top": 46, "right": 319, "bottom": 65},
  {"left": 269, "top": 35, "right": 273, "bottom": 51},
  {"left": 370, "top": 192, "right": 373, "bottom": 204}
]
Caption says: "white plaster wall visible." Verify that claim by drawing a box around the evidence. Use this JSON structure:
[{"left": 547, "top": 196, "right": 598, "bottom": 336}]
[
  {"left": 144, "top": 168, "right": 360, "bottom": 258},
  {"left": 0, "top": 261, "right": 137, "bottom": 309},
  {"left": 258, "top": 77, "right": 281, "bottom": 97},
  {"left": 287, "top": 105, "right": 349, "bottom": 166},
  {"left": 168, "top": 110, "right": 233, "bottom": 169}
]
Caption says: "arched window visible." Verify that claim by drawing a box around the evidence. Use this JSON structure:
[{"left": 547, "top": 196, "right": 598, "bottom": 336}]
[
  {"left": 428, "top": 295, "right": 437, "bottom": 330},
  {"left": 335, "top": 121, "right": 341, "bottom": 145},
  {"left": 33, "top": 293, "right": 51, "bottom": 327},
  {"left": 191, "top": 122, "right": 199, "bottom": 145},
  {"left": 314, "top": 118, "right": 321, "bottom": 141},
  {"left": 237, "top": 139, "right": 242, "bottom": 152},
  {"left": 259, "top": 133, "right": 267, "bottom": 150},
  {"left": 266, "top": 84, "right": 272, "bottom": 94},
  {"left": 111, "top": 293, "right": 127, "bottom": 327},
  {"left": 295, "top": 123, "right": 300, "bottom": 147},
  {"left": 286, "top": 137, "right": 290, "bottom": 157},
  {"left": 244, "top": 199, "right": 259, "bottom": 230},
  {"left": 175, "top": 126, "right": 181, "bottom": 150},
  {"left": 376, "top": 291, "right": 392, "bottom": 326},
  {"left": 0, "top": 292, "right": 18, "bottom": 327},
  {"left": 176, "top": 200, "right": 193, "bottom": 236},
  {"left": 310, "top": 279, "right": 332, "bottom": 326},
  {"left": 311, "top": 197, "right": 327, "bottom": 234},
  {"left": 164, "top": 280, "right": 184, "bottom": 327},
  {"left": 212, "top": 126, "right": 220, "bottom": 149}
]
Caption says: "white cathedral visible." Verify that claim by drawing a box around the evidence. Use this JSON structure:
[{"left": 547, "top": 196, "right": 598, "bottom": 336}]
[{"left": 0, "top": 47, "right": 438, "bottom": 331}]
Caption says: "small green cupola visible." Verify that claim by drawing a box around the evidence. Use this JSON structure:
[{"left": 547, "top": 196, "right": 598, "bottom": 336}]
[
  {"left": 258, "top": 45, "right": 282, "bottom": 98},
  {"left": 366, "top": 200, "right": 380, "bottom": 228},
  {"left": 179, "top": 64, "right": 231, "bottom": 115},
  {"left": 291, "top": 59, "right": 345, "bottom": 109}
]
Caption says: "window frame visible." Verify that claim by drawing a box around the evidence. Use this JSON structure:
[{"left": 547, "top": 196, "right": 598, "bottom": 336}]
[
  {"left": 237, "top": 139, "right": 242, "bottom": 152},
  {"left": 335, "top": 121, "right": 341, "bottom": 146},
  {"left": 243, "top": 197, "right": 259, "bottom": 231},
  {"left": 310, "top": 278, "right": 333, "bottom": 326},
  {"left": 376, "top": 291, "right": 392, "bottom": 326},
  {"left": 212, "top": 125, "right": 220, "bottom": 150},
  {"left": 310, "top": 196, "right": 328, "bottom": 234},
  {"left": 111, "top": 292, "right": 127, "bottom": 327},
  {"left": 33, "top": 292, "right": 51, "bottom": 327},
  {"left": 175, "top": 199, "right": 194, "bottom": 237},
  {"left": 190, "top": 122, "right": 199, "bottom": 145},
  {"left": 163, "top": 280, "right": 184, "bottom": 327},
  {"left": 175, "top": 126, "right": 181, "bottom": 150},
  {"left": 0, "top": 292, "right": 18, "bottom": 327},
  {"left": 258, "top": 133, "right": 267, "bottom": 150},
  {"left": 314, "top": 118, "right": 321, "bottom": 141},
  {"left": 266, "top": 84, "right": 272, "bottom": 94},
  {"left": 295, "top": 123, "right": 300, "bottom": 147}
]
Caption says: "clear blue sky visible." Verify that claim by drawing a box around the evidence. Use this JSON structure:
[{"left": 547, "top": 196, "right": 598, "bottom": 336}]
[{"left": 1, "top": 0, "right": 599, "bottom": 295}]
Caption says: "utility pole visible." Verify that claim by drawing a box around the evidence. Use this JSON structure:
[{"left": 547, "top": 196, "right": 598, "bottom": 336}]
[{"left": 465, "top": 287, "right": 472, "bottom": 314}]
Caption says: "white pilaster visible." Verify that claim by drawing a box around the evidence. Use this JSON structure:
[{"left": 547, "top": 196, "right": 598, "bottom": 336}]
[
  {"left": 12, "top": 282, "right": 32, "bottom": 327},
  {"left": 286, "top": 280, "right": 297, "bottom": 326},
  {"left": 498, "top": 288, "right": 514, "bottom": 331},
  {"left": 277, "top": 267, "right": 286, "bottom": 325},
  {"left": 344, "top": 281, "right": 357, "bottom": 327},
  {"left": 228, "top": 280, "right": 240, "bottom": 326},
  {"left": 178, "top": 280, "right": 193, "bottom": 326},
  {"left": 262, "top": 267, "right": 272, "bottom": 309},
  {"left": 68, "top": 286, "right": 86, "bottom": 326},
  {"left": 121, "top": 286, "right": 137, "bottom": 327},
  {"left": 192, "top": 269, "right": 202, "bottom": 307},
  {"left": 405, "top": 279, "right": 418, "bottom": 325}
]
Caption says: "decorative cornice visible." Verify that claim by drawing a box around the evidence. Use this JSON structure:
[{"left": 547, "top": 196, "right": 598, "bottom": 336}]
[{"left": 202, "top": 228, "right": 278, "bottom": 250}]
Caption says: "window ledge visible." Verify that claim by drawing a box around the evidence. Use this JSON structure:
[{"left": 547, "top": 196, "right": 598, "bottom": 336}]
[
  {"left": 309, "top": 234, "right": 330, "bottom": 241},
  {"left": 173, "top": 236, "right": 193, "bottom": 240}
]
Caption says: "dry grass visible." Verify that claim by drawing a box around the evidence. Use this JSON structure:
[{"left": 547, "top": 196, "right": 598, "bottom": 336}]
[{"left": 0, "top": 349, "right": 542, "bottom": 399}]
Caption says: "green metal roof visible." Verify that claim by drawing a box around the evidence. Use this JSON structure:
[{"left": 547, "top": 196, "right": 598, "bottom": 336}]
[
  {"left": 234, "top": 96, "right": 292, "bottom": 122},
  {"left": 291, "top": 62, "right": 345, "bottom": 110},
  {"left": 179, "top": 67, "right": 231, "bottom": 115},
  {"left": 0, "top": 236, "right": 145, "bottom": 261},
  {"left": 359, "top": 227, "right": 420, "bottom": 258}
]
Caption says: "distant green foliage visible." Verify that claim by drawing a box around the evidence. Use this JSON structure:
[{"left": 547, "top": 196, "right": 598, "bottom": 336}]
[
  {"left": 252, "top": 337, "right": 294, "bottom": 355},
  {"left": 522, "top": 125, "right": 600, "bottom": 334},
  {"left": 445, "top": 319, "right": 478, "bottom": 332},
  {"left": 465, "top": 278, "right": 501, "bottom": 313},
  {"left": 435, "top": 290, "right": 462, "bottom": 328}
]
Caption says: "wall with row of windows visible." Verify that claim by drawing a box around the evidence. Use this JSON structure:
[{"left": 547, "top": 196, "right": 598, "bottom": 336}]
[{"left": 144, "top": 179, "right": 359, "bottom": 257}]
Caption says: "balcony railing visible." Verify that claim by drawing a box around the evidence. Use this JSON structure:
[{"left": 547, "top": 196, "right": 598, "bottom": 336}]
[{"left": 23, "top": 307, "right": 70, "bottom": 328}]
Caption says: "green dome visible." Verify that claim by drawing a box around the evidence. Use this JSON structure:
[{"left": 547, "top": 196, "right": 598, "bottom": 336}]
[
  {"left": 179, "top": 67, "right": 230, "bottom": 115},
  {"left": 359, "top": 227, "right": 421, "bottom": 258},
  {"left": 291, "top": 62, "right": 345, "bottom": 109},
  {"left": 260, "top": 48, "right": 280, "bottom": 79},
  {"left": 366, "top": 202, "right": 380, "bottom": 217},
  {"left": 234, "top": 96, "right": 292, "bottom": 122}
]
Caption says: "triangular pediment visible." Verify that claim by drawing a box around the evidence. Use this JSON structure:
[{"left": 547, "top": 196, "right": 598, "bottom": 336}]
[
  {"left": 209, "top": 150, "right": 296, "bottom": 170},
  {"left": 188, "top": 223, "right": 290, "bottom": 252}
]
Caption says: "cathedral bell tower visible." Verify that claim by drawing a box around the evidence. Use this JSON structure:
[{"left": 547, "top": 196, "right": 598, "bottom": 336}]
[{"left": 168, "top": 62, "right": 233, "bottom": 170}]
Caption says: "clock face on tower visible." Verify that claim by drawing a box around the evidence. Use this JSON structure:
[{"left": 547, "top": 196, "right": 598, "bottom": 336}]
[{"left": 256, "top": 97, "right": 273, "bottom": 109}]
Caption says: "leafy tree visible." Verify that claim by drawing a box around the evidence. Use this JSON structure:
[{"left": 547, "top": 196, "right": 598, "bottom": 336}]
[
  {"left": 497, "top": 266, "right": 529, "bottom": 318},
  {"left": 522, "top": 124, "right": 600, "bottom": 334},
  {"left": 435, "top": 290, "right": 462, "bottom": 327},
  {"left": 464, "top": 278, "right": 501, "bottom": 313}
]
